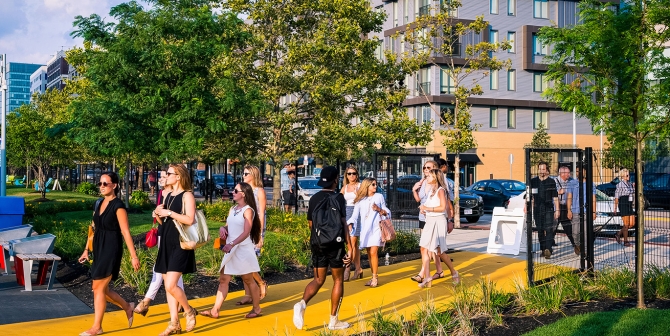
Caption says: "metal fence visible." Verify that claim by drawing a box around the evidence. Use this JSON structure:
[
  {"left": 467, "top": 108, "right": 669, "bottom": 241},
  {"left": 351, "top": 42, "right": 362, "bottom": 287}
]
[{"left": 525, "top": 147, "right": 670, "bottom": 285}]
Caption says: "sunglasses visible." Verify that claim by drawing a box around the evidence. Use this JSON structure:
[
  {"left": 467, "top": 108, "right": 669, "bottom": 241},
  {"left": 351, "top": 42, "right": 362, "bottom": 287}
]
[
  {"left": 423, "top": 166, "right": 433, "bottom": 170},
  {"left": 371, "top": 183, "right": 377, "bottom": 186},
  {"left": 243, "top": 172, "right": 251, "bottom": 176},
  {"left": 97, "top": 182, "right": 113, "bottom": 187},
  {"left": 347, "top": 172, "right": 357, "bottom": 175},
  {"left": 232, "top": 189, "right": 242, "bottom": 194},
  {"left": 166, "top": 172, "right": 177, "bottom": 176}
]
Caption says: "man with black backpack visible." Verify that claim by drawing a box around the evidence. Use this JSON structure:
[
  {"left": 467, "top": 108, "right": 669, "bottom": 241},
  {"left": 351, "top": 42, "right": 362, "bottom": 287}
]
[{"left": 293, "top": 166, "right": 352, "bottom": 331}]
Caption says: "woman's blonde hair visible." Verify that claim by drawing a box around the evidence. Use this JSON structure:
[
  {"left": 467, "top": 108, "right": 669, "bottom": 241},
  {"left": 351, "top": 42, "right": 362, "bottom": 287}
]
[
  {"left": 423, "top": 160, "right": 438, "bottom": 174},
  {"left": 354, "top": 177, "right": 377, "bottom": 204},
  {"left": 427, "top": 169, "right": 449, "bottom": 199},
  {"left": 619, "top": 168, "right": 630, "bottom": 178},
  {"left": 244, "top": 165, "right": 263, "bottom": 188},
  {"left": 169, "top": 164, "right": 193, "bottom": 191},
  {"left": 343, "top": 165, "right": 360, "bottom": 187}
]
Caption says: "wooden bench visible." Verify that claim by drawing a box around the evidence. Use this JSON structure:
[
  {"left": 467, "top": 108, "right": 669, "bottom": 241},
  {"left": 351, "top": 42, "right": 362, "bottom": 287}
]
[{"left": 14, "top": 253, "right": 61, "bottom": 292}]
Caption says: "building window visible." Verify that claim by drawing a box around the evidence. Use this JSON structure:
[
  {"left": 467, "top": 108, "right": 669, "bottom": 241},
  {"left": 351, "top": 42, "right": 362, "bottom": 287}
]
[
  {"left": 507, "top": 69, "right": 516, "bottom": 91},
  {"left": 418, "top": 0, "right": 430, "bottom": 17},
  {"left": 404, "top": 0, "right": 410, "bottom": 24},
  {"left": 440, "top": 68, "right": 455, "bottom": 94},
  {"left": 507, "top": 31, "right": 515, "bottom": 53},
  {"left": 417, "top": 67, "right": 431, "bottom": 95},
  {"left": 393, "top": 1, "right": 399, "bottom": 27},
  {"left": 534, "top": 0, "right": 548, "bottom": 19},
  {"left": 440, "top": 104, "right": 455, "bottom": 126},
  {"left": 441, "top": 0, "right": 458, "bottom": 17},
  {"left": 374, "top": 40, "right": 384, "bottom": 61},
  {"left": 490, "top": 70, "right": 499, "bottom": 90},
  {"left": 507, "top": 108, "right": 516, "bottom": 129},
  {"left": 508, "top": 0, "right": 516, "bottom": 16},
  {"left": 490, "top": 29, "right": 499, "bottom": 44},
  {"left": 534, "top": 109, "right": 548, "bottom": 129},
  {"left": 490, "top": 107, "right": 498, "bottom": 128},
  {"left": 490, "top": 0, "right": 498, "bottom": 14},
  {"left": 416, "top": 105, "right": 432, "bottom": 125},
  {"left": 533, "top": 34, "right": 547, "bottom": 56},
  {"left": 533, "top": 72, "right": 548, "bottom": 92},
  {"left": 400, "top": 33, "right": 405, "bottom": 54}
]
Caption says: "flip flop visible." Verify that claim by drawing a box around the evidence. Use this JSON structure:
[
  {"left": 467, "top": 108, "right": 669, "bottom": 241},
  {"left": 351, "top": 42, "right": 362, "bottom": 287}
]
[
  {"left": 199, "top": 309, "right": 219, "bottom": 319},
  {"left": 236, "top": 296, "right": 253, "bottom": 305},
  {"left": 245, "top": 310, "right": 263, "bottom": 318}
]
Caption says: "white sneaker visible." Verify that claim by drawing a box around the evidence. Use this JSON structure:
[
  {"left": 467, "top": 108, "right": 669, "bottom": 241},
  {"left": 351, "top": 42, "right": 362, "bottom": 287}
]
[
  {"left": 293, "top": 301, "right": 306, "bottom": 329},
  {"left": 328, "top": 316, "right": 350, "bottom": 330}
]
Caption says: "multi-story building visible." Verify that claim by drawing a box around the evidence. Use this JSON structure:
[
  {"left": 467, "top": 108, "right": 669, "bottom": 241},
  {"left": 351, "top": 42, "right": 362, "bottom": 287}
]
[
  {"left": 2, "top": 62, "right": 43, "bottom": 113},
  {"left": 30, "top": 65, "right": 48, "bottom": 99},
  {"left": 46, "top": 50, "right": 70, "bottom": 91},
  {"left": 373, "top": 0, "right": 608, "bottom": 185}
]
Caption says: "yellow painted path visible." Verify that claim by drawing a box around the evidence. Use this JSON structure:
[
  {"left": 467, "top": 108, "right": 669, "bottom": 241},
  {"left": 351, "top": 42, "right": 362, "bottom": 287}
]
[{"left": 1, "top": 251, "right": 525, "bottom": 336}]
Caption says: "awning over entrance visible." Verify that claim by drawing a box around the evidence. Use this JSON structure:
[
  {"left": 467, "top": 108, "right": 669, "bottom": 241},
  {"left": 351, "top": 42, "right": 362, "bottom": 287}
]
[{"left": 447, "top": 153, "right": 483, "bottom": 164}]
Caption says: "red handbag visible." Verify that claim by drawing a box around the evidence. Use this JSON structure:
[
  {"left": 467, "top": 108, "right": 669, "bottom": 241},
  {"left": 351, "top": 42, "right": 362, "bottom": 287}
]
[{"left": 145, "top": 226, "right": 158, "bottom": 248}]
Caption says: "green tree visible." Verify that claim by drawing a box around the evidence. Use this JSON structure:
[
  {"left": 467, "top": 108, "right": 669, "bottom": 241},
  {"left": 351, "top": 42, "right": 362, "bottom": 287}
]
[
  {"left": 402, "top": 0, "right": 511, "bottom": 225},
  {"left": 219, "top": 0, "right": 432, "bottom": 205},
  {"left": 7, "top": 89, "right": 81, "bottom": 199},
  {"left": 68, "top": 0, "right": 258, "bottom": 164},
  {"left": 539, "top": 0, "right": 670, "bottom": 307},
  {"left": 530, "top": 123, "right": 552, "bottom": 168}
]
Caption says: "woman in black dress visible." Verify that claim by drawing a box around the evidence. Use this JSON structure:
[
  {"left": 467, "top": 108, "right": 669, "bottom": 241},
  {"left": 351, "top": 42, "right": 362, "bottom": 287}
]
[
  {"left": 78, "top": 172, "right": 140, "bottom": 336},
  {"left": 153, "top": 164, "right": 198, "bottom": 335}
]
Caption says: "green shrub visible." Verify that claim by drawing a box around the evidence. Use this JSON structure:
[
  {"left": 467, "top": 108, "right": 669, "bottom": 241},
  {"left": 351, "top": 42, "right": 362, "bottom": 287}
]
[
  {"left": 368, "top": 308, "right": 405, "bottom": 336},
  {"left": 593, "top": 267, "right": 635, "bottom": 299},
  {"left": 258, "top": 231, "right": 310, "bottom": 273},
  {"left": 478, "top": 277, "right": 513, "bottom": 325},
  {"left": 514, "top": 280, "right": 567, "bottom": 315},
  {"left": 412, "top": 297, "right": 455, "bottom": 335},
  {"left": 195, "top": 234, "right": 225, "bottom": 276},
  {"left": 265, "top": 207, "right": 310, "bottom": 240},
  {"left": 25, "top": 199, "right": 97, "bottom": 217},
  {"left": 384, "top": 231, "right": 420, "bottom": 255},
  {"left": 557, "top": 271, "right": 595, "bottom": 302},
  {"left": 197, "top": 201, "right": 234, "bottom": 222},
  {"left": 644, "top": 265, "right": 670, "bottom": 299},
  {"left": 77, "top": 182, "right": 100, "bottom": 196},
  {"left": 31, "top": 217, "right": 89, "bottom": 261},
  {"left": 129, "top": 190, "right": 152, "bottom": 210},
  {"left": 116, "top": 246, "right": 157, "bottom": 295}
]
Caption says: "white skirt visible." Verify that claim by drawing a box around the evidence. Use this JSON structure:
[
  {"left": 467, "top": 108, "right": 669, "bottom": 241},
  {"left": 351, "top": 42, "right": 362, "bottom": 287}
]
[
  {"left": 218, "top": 243, "right": 260, "bottom": 275},
  {"left": 419, "top": 215, "right": 448, "bottom": 253}
]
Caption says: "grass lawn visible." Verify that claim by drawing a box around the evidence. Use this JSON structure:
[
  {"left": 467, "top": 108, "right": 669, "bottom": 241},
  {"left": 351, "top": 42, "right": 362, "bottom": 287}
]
[
  {"left": 523, "top": 309, "right": 670, "bottom": 336},
  {"left": 7, "top": 186, "right": 99, "bottom": 202}
]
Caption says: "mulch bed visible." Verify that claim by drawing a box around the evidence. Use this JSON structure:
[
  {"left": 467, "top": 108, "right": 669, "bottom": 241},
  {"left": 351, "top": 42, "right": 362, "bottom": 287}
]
[{"left": 55, "top": 246, "right": 669, "bottom": 335}]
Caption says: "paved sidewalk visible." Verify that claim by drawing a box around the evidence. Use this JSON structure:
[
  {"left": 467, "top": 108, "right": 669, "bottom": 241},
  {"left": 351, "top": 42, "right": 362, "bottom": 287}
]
[{"left": 0, "top": 250, "right": 525, "bottom": 336}]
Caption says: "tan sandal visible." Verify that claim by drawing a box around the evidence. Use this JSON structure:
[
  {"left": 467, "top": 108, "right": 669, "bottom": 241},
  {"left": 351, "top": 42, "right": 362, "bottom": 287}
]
[
  {"left": 134, "top": 300, "right": 150, "bottom": 317},
  {"left": 158, "top": 321, "right": 181, "bottom": 336},
  {"left": 183, "top": 307, "right": 197, "bottom": 332},
  {"left": 365, "top": 275, "right": 379, "bottom": 288}
]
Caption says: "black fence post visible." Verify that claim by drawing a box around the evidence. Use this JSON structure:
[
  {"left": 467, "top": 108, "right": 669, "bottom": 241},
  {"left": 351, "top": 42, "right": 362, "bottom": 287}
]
[
  {"left": 525, "top": 148, "right": 534, "bottom": 286},
  {"left": 585, "top": 147, "right": 595, "bottom": 271},
  {"left": 294, "top": 159, "right": 300, "bottom": 214}
]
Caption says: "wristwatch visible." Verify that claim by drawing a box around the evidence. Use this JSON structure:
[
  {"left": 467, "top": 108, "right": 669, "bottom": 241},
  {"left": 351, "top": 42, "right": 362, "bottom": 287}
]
[{"left": 167, "top": 211, "right": 173, "bottom": 217}]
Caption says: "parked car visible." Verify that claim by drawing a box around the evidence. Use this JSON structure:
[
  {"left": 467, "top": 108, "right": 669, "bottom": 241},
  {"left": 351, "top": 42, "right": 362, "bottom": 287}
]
[
  {"left": 296, "top": 177, "right": 322, "bottom": 206},
  {"left": 596, "top": 172, "right": 669, "bottom": 209},
  {"left": 385, "top": 175, "right": 484, "bottom": 222},
  {"left": 194, "top": 170, "right": 206, "bottom": 190},
  {"left": 467, "top": 179, "right": 526, "bottom": 211},
  {"left": 213, "top": 174, "right": 235, "bottom": 198},
  {"left": 263, "top": 174, "right": 274, "bottom": 188}
]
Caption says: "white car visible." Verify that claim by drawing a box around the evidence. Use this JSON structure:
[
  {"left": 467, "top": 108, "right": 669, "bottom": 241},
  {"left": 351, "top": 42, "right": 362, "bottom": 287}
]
[{"left": 296, "top": 177, "right": 323, "bottom": 206}]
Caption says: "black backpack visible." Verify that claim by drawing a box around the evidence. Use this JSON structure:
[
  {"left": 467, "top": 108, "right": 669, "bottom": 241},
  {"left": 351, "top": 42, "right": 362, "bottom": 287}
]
[{"left": 310, "top": 192, "right": 345, "bottom": 249}]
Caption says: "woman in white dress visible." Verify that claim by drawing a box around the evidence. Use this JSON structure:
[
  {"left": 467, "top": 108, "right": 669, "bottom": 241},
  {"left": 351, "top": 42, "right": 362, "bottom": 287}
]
[
  {"left": 234, "top": 165, "right": 269, "bottom": 305},
  {"left": 347, "top": 177, "right": 391, "bottom": 288},
  {"left": 199, "top": 182, "right": 263, "bottom": 319},
  {"left": 418, "top": 169, "right": 459, "bottom": 288},
  {"left": 341, "top": 165, "right": 362, "bottom": 281}
]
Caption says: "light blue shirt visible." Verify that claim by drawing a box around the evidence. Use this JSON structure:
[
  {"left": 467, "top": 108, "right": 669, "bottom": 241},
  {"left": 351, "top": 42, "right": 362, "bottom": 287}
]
[
  {"left": 444, "top": 178, "right": 455, "bottom": 201},
  {"left": 571, "top": 181, "right": 596, "bottom": 212},
  {"left": 280, "top": 168, "right": 290, "bottom": 191}
]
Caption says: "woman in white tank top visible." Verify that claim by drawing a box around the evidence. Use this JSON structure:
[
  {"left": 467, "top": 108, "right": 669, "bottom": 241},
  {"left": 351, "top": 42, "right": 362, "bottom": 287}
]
[
  {"left": 340, "top": 165, "right": 362, "bottom": 281},
  {"left": 417, "top": 169, "right": 459, "bottom": 288}
]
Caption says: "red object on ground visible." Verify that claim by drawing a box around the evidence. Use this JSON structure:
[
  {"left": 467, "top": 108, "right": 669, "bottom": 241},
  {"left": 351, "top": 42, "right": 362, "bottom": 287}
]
[{"left": 14, "top": 256, "right": 52, "bottom": 286}]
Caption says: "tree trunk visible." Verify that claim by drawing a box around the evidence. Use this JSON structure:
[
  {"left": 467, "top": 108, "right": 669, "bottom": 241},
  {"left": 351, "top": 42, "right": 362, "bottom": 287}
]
[
  {"left": 39, "top": 166, "right": 46, "bottom": 199},
  {"left": 273, "top": 164, "right": 282, "bottom": 207},
  {"left": 635, "top": 134, "right": 645, "bottom": 308},
  {"left": 124, "top": 160, "right": 130, "bottom": 208},
  {"left": 453, "top": 154, "right": 461, "bottom": 228}
]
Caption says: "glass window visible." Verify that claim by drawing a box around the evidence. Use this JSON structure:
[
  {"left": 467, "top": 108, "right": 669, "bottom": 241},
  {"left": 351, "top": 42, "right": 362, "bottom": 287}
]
[
  {"left": 441, "top": 0, "right": 458, "bottom": 17},
  {"left": 534, "top": 0, "right": 548, "bottom": 19},
  {"left": 422, "top": 105, "right": 432, "bottom": 125},
  {"left": 508, "top": 0, "right": 516, "bottom": 16},
  {"left": 418, "top": 0, "right": 430, "bottom": 17},
  {"left": 405, "top": 0, "right": 410, "bottom": 24},
  {"left": 393, "top": 1, "right": 399, "bottom": 27},
  {"left": 440, "top": 68, "right": 455, "bottom": 94},
  {"left": 507, "top": 69, "right": 516, "bottom": 91},
  {"left": 533, "top": 34, "right": 547, "bottom": 55},
  {"left": 507, "top": 32, "right": 516, "bottom": 53},
  {"left": 374, "top": 39, "right": 384, "bottom": 61},
  {"left": 490, "top": 107, "right": 498, "bottom": 128},
  {"left": 507, "top": 108, "right": 516, "bottom": 129},
  {"left": 490, "top": 0, "right": 498, "bottom": 14},
  {"left": 533, "top": 72, "right": 547, "bottom": 92},
  {"left": 490, "top": 29, "right": 499, "bottom": 44},
  {"left": 533, "top": 109, "right": 549, "bottom": 129},
  {"left": 490, "top": 70, "right": 499, "bottom": 90},
  {"left": 440, "top": 104, "right": 455, "bottom": 126},
  {"left": 417, "top": 67, "right": 431, "bottom": 95}
]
